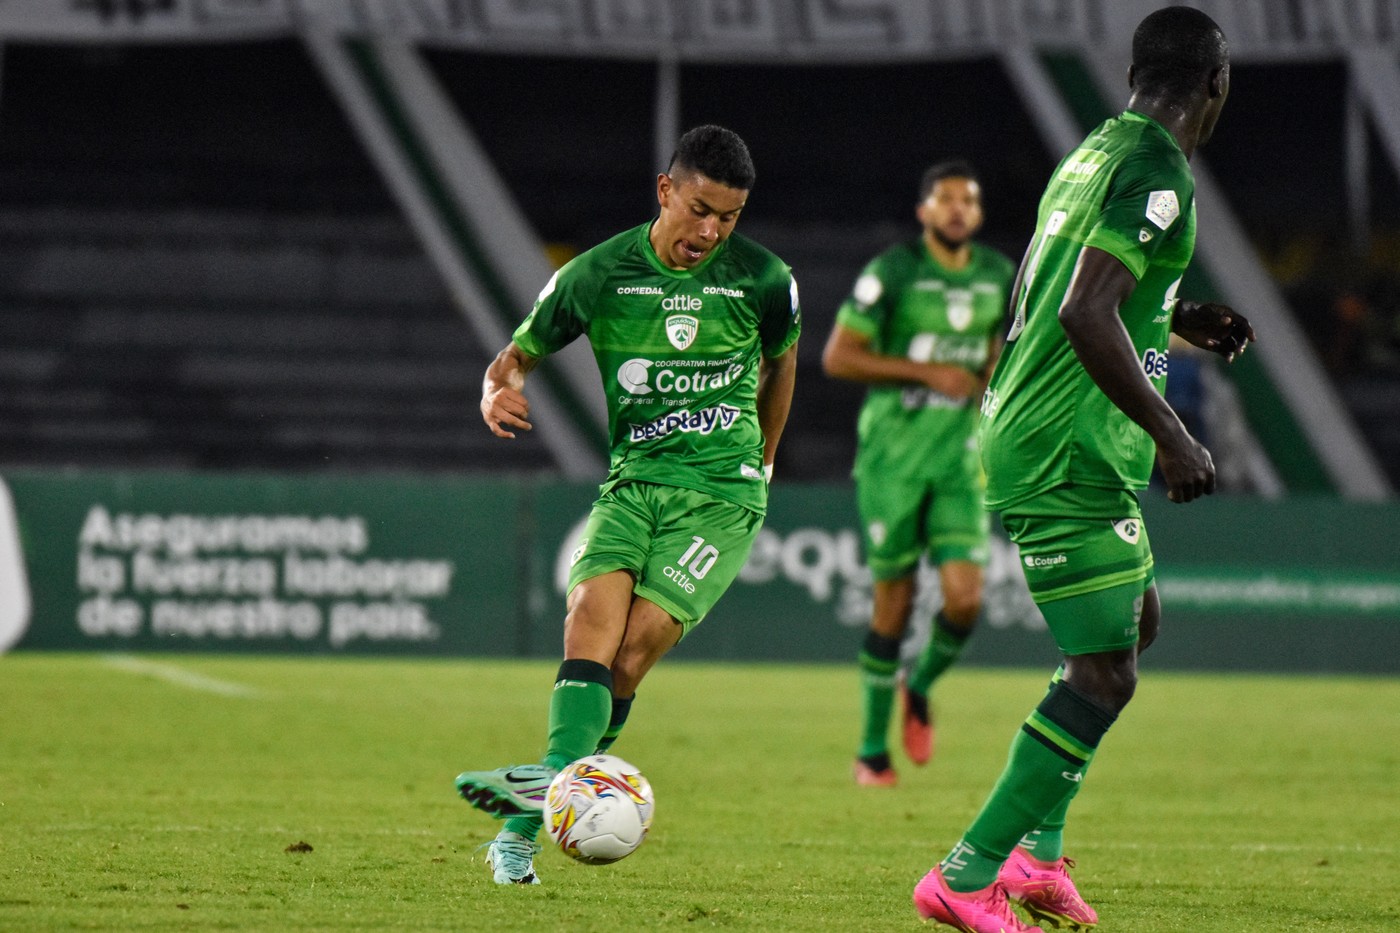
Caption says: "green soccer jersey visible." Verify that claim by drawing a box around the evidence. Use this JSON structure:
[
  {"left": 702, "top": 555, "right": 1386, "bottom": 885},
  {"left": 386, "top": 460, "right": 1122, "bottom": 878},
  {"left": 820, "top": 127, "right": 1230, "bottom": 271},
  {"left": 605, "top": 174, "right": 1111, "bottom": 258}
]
[
  {"left": 836, "top": 239, "right": 1014, "bottom": 486},
  {"left": 979, "top": 110, "right": 1197, "bottom": 511},
  {"left": 512, "top": 220, "right": 801, "bottom": 514}
]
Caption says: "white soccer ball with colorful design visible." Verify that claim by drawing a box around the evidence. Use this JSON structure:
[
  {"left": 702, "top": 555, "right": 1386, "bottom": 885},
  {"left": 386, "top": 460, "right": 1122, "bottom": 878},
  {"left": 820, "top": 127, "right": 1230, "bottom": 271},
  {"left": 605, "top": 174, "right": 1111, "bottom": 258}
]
[{"left": 544, "top": 754, "right": 655, "bottom": 864}]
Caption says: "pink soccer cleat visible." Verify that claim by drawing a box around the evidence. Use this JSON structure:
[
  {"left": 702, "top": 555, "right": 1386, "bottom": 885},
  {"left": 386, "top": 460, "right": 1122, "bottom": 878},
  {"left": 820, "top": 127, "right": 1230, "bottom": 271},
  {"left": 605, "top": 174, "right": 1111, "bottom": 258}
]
[
  {"left": 913, "top": 865, "right": 1045, "bottom": 933},
  {"left": 853, "top": 757, "right": 898, "bottom": 787},
  {"left": 900, "top": 675, "right": 935, "bottom": 765},
  {"left": 998, "top": 848, "right": 1098, "bottom": 930}
]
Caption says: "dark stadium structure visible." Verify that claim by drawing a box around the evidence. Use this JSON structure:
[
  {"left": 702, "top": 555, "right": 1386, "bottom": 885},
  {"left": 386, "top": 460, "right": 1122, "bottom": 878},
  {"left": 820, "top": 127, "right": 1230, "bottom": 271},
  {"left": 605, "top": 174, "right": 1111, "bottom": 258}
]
[{"left": 0, "top": 34, "right": 1394, "bottom": 492}]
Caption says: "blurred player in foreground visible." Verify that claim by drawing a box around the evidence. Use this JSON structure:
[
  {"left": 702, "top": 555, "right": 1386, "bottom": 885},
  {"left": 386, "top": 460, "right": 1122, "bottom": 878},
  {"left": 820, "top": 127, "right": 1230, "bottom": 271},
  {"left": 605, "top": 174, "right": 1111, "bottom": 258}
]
[
  {"left": 458, "top": 125, "right": 801, "bottom": 885},
  {"left": 822, "top": 161, "right": 1014, "bottom": 786},
  {"left": 913, "top": 7, "right": 1254, "bottom": 931}
]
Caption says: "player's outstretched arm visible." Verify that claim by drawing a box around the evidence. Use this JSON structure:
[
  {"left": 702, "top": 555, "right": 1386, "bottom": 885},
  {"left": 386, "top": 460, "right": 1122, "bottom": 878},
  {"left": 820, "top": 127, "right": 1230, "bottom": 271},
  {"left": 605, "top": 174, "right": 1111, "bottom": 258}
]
[
  {"left": 1171, "top": 300, "right": 1256, "bottom": 362},
  {"left": 1058, "top": 247, "right": 1215, "bottom": 503},
  {"left": 757, "top": 342, "right": 798, "bottom": 477},
  {"left": 821, "top": 324, "right": 978, "bottom": 399},
  {"left": 481, "top": 342, "right": 541, "bottom": 439}
]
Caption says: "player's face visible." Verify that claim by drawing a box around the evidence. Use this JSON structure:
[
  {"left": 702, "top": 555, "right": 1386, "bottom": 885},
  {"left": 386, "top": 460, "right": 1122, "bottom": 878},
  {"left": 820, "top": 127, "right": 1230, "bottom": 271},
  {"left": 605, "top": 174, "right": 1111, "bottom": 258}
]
[
  {"left": 917, "top": 177, "right": 984, "bottom": 251},
  {"left": 651, "top": 170, "right": 748, "bottom": 270}
]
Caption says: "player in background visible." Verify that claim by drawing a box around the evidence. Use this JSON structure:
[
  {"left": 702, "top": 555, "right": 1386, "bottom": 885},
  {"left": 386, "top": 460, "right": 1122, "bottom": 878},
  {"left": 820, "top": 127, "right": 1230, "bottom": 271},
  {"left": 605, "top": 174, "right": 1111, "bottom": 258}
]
[
  {"left": 458, "top": 125, "right": 801, "bottom": 885},
  {"left": 914, "top": 8, "right": 1253, "bottom": 932},
  {"left": 822, "top": 162, "right": 1015, "bottom": 787}
]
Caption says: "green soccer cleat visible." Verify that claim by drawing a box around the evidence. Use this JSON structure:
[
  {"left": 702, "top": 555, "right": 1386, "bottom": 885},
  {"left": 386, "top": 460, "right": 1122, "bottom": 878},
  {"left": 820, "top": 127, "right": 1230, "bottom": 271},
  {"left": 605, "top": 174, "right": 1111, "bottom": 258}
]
[
  {"left": 484, "top": 830, "right": 542, "bottom": 885},
  {"left": 455, "top": 764, "right": 557, "bottom": 818}
]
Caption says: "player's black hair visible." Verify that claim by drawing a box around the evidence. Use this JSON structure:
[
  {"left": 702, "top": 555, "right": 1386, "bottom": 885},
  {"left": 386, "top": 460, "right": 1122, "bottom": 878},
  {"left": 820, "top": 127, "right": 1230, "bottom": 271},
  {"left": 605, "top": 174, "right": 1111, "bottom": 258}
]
[
  {"left": 669, "top": 125, "right": 756, "bottom": 190},
  {"left": 919, "top": 160, "right": 979, "bottom": 200},
  {"left": 1131, "top": 6, "right": 1228, "bottom": 99}
]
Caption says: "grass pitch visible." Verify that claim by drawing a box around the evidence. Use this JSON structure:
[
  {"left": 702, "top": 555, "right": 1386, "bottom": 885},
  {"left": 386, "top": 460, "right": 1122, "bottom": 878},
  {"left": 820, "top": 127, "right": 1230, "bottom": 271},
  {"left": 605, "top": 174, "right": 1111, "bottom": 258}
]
[{"left": 2, "top": 653, "right": 1398, "bottom": 931}]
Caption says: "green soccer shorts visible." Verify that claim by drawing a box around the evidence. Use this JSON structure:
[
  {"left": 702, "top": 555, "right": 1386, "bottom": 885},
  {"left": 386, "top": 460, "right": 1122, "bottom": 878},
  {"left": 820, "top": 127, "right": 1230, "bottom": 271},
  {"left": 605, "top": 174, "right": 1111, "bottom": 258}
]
[
  {"left": 567, "top": 481, "right": 764, "bottom": 635},
  {"left": 855, "top": 475, "right": 989, "bottom": 581},
  {"left": 1002, "top": 502, "right": 1155, "bottom": 656}
]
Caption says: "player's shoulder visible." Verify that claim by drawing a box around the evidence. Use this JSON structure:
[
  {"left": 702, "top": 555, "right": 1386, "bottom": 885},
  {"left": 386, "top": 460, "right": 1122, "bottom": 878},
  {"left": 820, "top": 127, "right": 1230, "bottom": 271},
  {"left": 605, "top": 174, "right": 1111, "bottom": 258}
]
[
  {"left": 864, "top": 237, "right": 923, "bottom": 280},
  {"left": 970, "top": 242, "right": 1017, "bottom": 279},
  {"left": 718, "top": 230, "right": 793, "bottom": 285},
  {"left": 552, "top": 223, "right": 647, "bottom": 294},
  {"left": 1111, "top": 115, "right": 1192, "bottom": 184},
  {"left": 571, "top": 223, "right": 647, "bottom": 270}
]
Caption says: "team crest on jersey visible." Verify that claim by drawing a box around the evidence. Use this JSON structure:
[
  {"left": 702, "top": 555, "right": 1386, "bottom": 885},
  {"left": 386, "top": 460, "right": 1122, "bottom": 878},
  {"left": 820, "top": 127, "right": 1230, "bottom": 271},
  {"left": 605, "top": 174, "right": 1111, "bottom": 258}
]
[
  {"left": 1146, "top": 190, "right": 1180, "bottom": 230},
  {"left": 947, "top": 291, "right": 973, "bottom": 331},
  {"left": 666, "top": 314, "right": 699, "bottom": 350}
]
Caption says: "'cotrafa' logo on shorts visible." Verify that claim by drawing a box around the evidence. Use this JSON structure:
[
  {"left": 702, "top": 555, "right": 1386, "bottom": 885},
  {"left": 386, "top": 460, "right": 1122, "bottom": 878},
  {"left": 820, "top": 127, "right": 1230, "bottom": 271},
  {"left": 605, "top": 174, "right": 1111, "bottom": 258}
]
[{"left": 1111, "top": 519, "right": 1141, "bottom": 545}]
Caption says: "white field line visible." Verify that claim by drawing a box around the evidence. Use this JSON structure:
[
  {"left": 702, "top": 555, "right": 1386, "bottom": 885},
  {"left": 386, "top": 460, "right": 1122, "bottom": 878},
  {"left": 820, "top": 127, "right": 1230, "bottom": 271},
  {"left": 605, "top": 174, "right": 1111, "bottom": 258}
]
[{"left": 101, "top": 654, "right": 262, "bottom": 698}]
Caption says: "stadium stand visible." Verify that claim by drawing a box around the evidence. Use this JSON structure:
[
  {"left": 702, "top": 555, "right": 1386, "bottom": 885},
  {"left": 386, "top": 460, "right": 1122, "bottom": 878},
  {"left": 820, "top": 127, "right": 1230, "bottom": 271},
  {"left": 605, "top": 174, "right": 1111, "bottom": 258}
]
[
  {"left": 0, "top": 24, "right": 1393, "bottom": 489},
  {"left": 0, "top": 42, "right": 551, "bottom": 474}
]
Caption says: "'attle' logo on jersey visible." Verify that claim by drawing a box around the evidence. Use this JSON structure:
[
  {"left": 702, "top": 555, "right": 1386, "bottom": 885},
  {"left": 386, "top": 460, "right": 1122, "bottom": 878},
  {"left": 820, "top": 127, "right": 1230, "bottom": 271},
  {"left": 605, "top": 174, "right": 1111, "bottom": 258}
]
[{"left": 665, "top": 314, "right": 699, "bottom": 350}]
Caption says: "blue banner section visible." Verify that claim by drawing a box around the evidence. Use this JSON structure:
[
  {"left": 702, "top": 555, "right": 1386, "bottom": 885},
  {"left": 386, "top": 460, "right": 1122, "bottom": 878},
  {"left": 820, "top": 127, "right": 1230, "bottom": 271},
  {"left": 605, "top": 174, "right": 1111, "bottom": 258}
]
[{"left": 1, "top": 471, "right": 1396, "bottom": 671}]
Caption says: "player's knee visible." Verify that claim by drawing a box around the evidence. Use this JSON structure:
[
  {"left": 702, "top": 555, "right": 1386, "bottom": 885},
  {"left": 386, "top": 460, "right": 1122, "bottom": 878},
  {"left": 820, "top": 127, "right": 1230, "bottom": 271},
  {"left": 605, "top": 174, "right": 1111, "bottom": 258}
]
[
  {"left": 940, "top": 591, "right": 981, "bottom": 627},
  {"left": 1066, "top": 653, "right": 1137, "bottom": 713},
  {"left": 1109, "top": 667, "right": 1137, "bottom": 710}
]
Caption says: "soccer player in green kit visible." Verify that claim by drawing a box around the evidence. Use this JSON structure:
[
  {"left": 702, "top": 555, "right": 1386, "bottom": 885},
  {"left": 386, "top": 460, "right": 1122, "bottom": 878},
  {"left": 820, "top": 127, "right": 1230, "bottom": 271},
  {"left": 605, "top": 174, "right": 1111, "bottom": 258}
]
[
  {"left": 457, "top": 125, "right": 801, "bottom": 885},
  {"left": 823, "top": 161, "right": 1014, "bottom": 787},
  {"left": 914, "top": 8, "right": 1254, "bottom": 932}
]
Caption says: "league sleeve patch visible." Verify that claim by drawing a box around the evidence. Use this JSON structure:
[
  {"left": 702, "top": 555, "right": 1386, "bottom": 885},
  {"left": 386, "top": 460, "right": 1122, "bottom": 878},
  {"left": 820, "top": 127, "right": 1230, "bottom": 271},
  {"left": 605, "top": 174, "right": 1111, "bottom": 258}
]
[
  {"left": 1145, "top": 190, "right": 1180, "bottom": 231},
  {"left": 853, "top": 273, "right": 882, "bottom": 307}
]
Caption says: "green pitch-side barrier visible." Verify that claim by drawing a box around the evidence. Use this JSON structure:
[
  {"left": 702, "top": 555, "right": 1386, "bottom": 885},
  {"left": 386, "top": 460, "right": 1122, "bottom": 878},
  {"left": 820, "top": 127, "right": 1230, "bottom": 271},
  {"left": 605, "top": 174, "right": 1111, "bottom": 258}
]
[{"left": 0, "top": 471, "right": 1395, "bottom": 672}]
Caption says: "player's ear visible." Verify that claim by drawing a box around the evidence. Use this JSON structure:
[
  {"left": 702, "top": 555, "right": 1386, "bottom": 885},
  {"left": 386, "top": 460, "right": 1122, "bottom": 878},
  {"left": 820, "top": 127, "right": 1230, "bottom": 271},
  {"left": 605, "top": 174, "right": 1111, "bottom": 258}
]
[
  {"left": 1126, "top": 63, "right": 1136, "bottom": 90},
  {"left": 656, "top": 173, "right": 672, "bottom": 208},
  {"left": 1208, "top": 63, "right": 1228, "bottom": 99}
]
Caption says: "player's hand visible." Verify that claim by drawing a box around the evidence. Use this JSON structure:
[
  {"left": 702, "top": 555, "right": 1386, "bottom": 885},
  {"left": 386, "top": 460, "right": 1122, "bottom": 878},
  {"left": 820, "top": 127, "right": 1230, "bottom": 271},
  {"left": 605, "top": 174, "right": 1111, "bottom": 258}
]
[
  {"left": 1172, "top": 301, "right": 1256, "bottom": 362},
  {"left": 1156, "top": 427, "right": 1216, "bottom": 503},
  {"left": 481, "top": 385, "right": 532, "bottom": 439},
  {"left": 925, "top": 365, "right": 979, "bottom": 401}
]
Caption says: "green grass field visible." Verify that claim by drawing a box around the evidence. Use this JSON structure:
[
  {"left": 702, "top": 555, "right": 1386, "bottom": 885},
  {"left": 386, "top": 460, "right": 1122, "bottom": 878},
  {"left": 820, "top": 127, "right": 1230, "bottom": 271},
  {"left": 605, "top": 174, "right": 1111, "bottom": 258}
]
[{"left": 2, "top": 653, "right": 1398, "bottom": 931}]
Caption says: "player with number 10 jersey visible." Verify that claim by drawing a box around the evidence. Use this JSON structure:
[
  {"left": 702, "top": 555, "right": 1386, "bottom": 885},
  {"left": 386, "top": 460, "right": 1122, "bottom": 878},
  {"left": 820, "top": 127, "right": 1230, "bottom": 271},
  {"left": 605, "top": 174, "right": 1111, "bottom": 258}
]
[
  {"left": 459, "top": 126, "right": 800, "bottom": 889},
  {"left": 516, "top": 219, "right": 800, "bottom": 517}
]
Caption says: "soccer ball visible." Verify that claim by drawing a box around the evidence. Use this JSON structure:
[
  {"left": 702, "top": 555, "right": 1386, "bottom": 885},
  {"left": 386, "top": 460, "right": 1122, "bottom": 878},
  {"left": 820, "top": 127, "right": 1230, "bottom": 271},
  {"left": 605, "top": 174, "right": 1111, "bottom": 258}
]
[{"left": 544, "top": 754, "right": 655, "bottom": 864}]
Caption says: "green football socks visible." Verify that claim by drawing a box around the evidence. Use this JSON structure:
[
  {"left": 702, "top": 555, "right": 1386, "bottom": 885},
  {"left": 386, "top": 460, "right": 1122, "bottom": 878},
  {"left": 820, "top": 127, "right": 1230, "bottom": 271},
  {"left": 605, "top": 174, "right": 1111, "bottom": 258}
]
[
  {"left": 594, "top": 694, "right": 634, "bottom": 754},
  {"left": 1016, "top": 667, "right": 1078, "bottom": 862},
  {"left": 907, "top": 611, "right": 973, "bottom": 696},
  {"left": 543, "top": 659, "right": 614, "bottom": 771},
  {"left": 940, "top": 680, "right": 1116, "bottom": 892},
  {"left": 857, "top": 631, "right": 901, "bottom": 759},
  {"left": 507, "top": 659, "right": 615, "bottom": 843}
]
